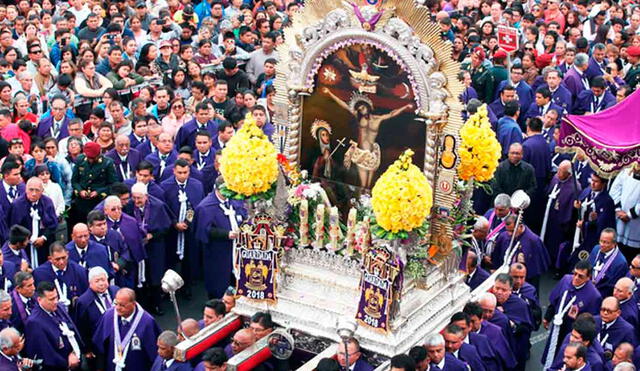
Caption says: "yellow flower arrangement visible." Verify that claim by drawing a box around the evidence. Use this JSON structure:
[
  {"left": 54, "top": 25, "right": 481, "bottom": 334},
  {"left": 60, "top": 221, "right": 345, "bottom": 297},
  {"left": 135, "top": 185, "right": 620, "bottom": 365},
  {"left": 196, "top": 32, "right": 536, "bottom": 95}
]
[
  {"left": 371, "top": 149, "right": 433, "bottom": 236},
  {"left": 457, "top": 104, "right": 502, "bottom": 182},
  {"left": 219, "top": 113, "right": 279, "bottom": 198}
]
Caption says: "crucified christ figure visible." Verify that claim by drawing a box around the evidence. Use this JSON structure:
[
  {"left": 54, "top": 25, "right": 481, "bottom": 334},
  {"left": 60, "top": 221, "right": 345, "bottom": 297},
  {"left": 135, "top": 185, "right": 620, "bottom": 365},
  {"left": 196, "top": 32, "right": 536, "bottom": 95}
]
[{"left": 322, "top": 87, "right": 413, "bottom": 188}]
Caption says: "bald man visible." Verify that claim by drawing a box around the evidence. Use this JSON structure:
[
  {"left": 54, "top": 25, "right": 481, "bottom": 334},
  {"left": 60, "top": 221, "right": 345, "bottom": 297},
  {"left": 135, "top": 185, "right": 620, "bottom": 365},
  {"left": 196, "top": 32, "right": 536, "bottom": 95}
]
[
  {"left": 144, "top": 132, "right": 178, "bottom": 179},
  {"left": 594, "top": 297, "right": 636, "bottom": 354},
  {"left": 93, "top": 288, "right": 161, "bottom": 371},
  {"left": 65, "top": 223, "right": 113, "bottom": 277},
  {"left": 224, "top": 328, "right": 256, "bottom": 358},
  {"left": 612, "top": 277, "right": 639, "bottom": 332},
  {"left": 7, "top": 177, "right": 58, "bottom": 267},
  {"left": 478, "top": 292, "right": 515, "bottom": 348},
  {"left": 490, "top": 142, "right": 537, "bottom": 202},
  {"left": 105, "top": 134, "right": 143, "bottom": 182}
]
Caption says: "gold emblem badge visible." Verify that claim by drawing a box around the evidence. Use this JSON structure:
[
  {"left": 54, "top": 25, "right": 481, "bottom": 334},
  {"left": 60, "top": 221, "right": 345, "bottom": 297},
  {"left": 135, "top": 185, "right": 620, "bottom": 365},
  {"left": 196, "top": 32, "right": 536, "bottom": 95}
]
[
  {"left": 578, "top": 250, "right": 590, "bottom": 261},
  {"left": 245, "top": 260, "right": 268, "bottom": 291},
  {"left": 364, "top": 287, "right": 384, "bottom": 319}
]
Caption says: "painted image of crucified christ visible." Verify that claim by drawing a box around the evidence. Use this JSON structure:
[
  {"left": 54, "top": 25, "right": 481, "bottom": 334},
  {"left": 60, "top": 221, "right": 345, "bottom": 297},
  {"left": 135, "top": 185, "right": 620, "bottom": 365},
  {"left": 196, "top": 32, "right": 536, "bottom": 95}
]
[{"left": 322, "top": 87, "right": 413, "bottom": 188}]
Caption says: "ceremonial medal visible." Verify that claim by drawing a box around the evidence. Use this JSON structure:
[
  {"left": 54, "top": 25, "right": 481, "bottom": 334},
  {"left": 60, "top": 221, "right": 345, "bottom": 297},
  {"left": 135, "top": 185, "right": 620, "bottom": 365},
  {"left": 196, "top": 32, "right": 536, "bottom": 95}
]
[
  {"left": 578, "top": 250, "right": 590, "bottom": 261},
  {"left": 131, "top": 334, "right": 141, "bottom": 351},
  {"left": 186, "top": 209, "right": 194, "bottom": 222}
]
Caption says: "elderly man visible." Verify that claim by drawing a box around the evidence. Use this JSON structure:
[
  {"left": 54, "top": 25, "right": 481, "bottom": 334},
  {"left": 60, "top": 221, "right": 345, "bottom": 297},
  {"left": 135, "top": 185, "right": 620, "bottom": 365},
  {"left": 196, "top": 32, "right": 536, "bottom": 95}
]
[
  {"left": 0, "top": 327, "right": 35, "bottom": 370},
  {"left": 491, "top": 143, "right": 537, "bottom": 199},
  {"left": 478, "top": 292, "right": 515, "bottom": 347},
  {"left": 151, "top": 330, "right": 191, "bottom": 370},
  {"left": 32, "top": 243, "right": 88, "bottom": 310},
  {"left": 611, "top": 343, "right": 634, "bottom": 368},
  {"left": 145, "top": 133, "right": 178, "bottom": 179},
  {"left": 589, "top": 229, "right": 628, "bottom": 298},
  {"left": 612, "top": 277, "right": 639, "bottom": 332},
  {"left": 423, "top": 333, "right": 467, "bottom": 371},
  {"left": 106, "top": 134, "right": 143, "bottom": 182},
  {"left": 7, "top": 177, "right": 58, "bottom": 268},
  {"left": 66, "top": 223, "right": 113, "bottom": 276},
  {"left": 74, "top": 267, "right": 118, "bottom": 362},
  {"left": 543, "top": 160, "right": 580, "bottom": 263},
  {"left": 484, "top": 193, "right": 511, "bottom": 241},
  {"left": 224, "top": 328, "right": 256, "bottom": 359},
  {"left": 93, "top": 288, "right": 161, "bottom": 371},
  {"left": 594, "top": 297, "right": 636, "bottom": 356},
  {"left": 563, "top": 52, "right": 590, "bottom": 100},
  {"left": 465, "top": 250, "right": 489, "bottom": 291},
  {"left": 9, "top": 272, "right": 34, "bottom": 332},
  {"left": 58, "top": 119, "right": 90, "bottom": 158},
  {"left": 442, "top": 324, "right": 485, "bottom": 371},
  {"left": 491, "top": 215, "right": 550, "bottom": 289},
  {"left": 25, "top": 281, "right": 82, "bottom": 371},
  {"left": 103, "top": 195, "right": 146, "bottom": 289},
  {"left": 36, "top": 96, "right": 70, "bottom": 140},
  {"left": 333, "top": 337, "right": 374, "bottom": 371},
  {"left": 466, "top": 217, "right": 489, "bottom": 269},
  {"left": 195, "top": 176, "right": 247, "bottom": 299},
  {"left": 124, "top": 182, "right": 172, "bottom": 315},
  {"left": 180, "top": 318, "right": 200, "bottom": 339},
  {"left": 542, "top": 260, "right": 602, "bottom": 366},
  {"left": 510, "top": 263, "right": 542, "bottom": 329},
  {"left": 609, "top": 164, "right": 640, "bottom": 262},
  {"left": 492, "top": 274, "right": 534, "bottom": 369},
  {"left": 0, "top": 291, "right": 12, "bottom": 330}
]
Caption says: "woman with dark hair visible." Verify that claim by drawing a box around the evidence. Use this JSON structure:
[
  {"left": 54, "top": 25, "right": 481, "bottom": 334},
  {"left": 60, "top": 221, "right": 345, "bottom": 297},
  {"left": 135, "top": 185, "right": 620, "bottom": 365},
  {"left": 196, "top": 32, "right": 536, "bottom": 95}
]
[
  {"left": 74, "top": 58, "right": 113, "bottom": 120},
  {"left": 593, "top": 23, "right": 612, "bottom": 46},
  {"left": 106, "top": 60, "right": 144, "bottom": 106},
  {"left": 95, "top": 122, "right": 115, "bottom": 153},
  {"left": 83, "top": 107, "right": 106, "bottom": 140},
  {"left": 565, "top": 11, "right": 581, "bottom": 32},
  {"left": 0, "top": 81, "right": 12, "bottom": 110},
  {"left": 135, "top": 43, "right": 161, "bottom": 77},
  {"left": 269, "top": 15, "right": 283, "bottom": 32},
  {"left": 79, "top": 48, "right": 96, "bottom": 64},
  {"left": 65, "top": 136, "right": 84, "bottom": 168},
  {"left": 25, "top": 141, "right": 62, "bottom": 185},
  {"left": 97, "top": 88, "right": 131, "bottom": 122},
  {"left": 3, "top": 47, "right": 20, "bottom": 67},
  {"left": 168, "top": 68, "right": 190, "bottom": 98},
  {"left": 187, "top": 60, "right": 202, "bottom": 82},
  {"left": 542, "top": 30, "right": 559, "bottom": 54},
  {"left": 161, "top": 97, "right": 191, "bottom": 138}
]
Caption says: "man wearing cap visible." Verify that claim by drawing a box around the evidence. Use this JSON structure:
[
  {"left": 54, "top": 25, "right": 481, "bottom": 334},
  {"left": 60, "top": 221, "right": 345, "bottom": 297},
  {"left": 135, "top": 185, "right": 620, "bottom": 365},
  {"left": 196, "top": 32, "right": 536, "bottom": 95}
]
[
  {"left": 126, "top": 1, "right": 152, "bottom": 31},
  {"left": 572, "top": 76, "right": 616, "bottom": 115},
  {"left": 468, "top": 46, "right": 495, "bottom": 104},
  {"left": 69, "top": 141, "right": 118, "bottom": 229},
  {"left": 490, "top": 49, "right": 509, "bottom": 100},
  {"left": 624, "top": 46, "right": 640, "bottom": 90},
  {"left": 157, "top": 40, "right": 179, "bottom": 76}
]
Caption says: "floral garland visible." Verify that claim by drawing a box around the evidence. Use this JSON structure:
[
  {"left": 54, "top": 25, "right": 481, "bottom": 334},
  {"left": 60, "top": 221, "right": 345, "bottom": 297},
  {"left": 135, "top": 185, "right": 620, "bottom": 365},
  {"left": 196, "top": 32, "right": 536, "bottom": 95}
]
[
  {"left": 370, "top": 149, "right": 433, "bottom": 240},
  {"left": 457, "top": 104, "right": 501, "bottom": 182},
  {"left": 219, "top": 113, "right": 279, "bottom": 200}
]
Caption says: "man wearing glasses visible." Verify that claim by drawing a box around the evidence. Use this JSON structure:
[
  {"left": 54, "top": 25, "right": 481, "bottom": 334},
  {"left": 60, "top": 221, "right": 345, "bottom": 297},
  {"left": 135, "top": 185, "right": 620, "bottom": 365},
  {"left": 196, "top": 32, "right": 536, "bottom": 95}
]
[{"left": 593, "top": 297, "right": 635, "bottom": 357}]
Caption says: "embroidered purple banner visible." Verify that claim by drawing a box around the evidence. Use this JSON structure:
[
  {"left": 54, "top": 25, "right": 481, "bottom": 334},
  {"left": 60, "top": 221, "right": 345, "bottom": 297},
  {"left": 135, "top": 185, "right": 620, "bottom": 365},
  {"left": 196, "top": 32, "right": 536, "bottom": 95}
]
[{"left": 558, "top": 89, "right": 640, "bottom": 177}]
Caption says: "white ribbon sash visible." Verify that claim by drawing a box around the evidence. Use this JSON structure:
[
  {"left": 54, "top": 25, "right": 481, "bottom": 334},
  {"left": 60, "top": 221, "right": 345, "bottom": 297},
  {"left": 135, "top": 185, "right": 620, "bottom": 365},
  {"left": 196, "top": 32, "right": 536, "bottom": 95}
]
[
  {"left": 29, "top": 207, "right": 40, "bottom": 269},
  {"left": 59, "top": 321, "right": 81, "bottom": 358},
  {"left": 113, "top": 303, "right": 145, "bottom": 371},
  {"left": 137, "top": 261, "right": 145, "bottom": 288},
  {"left": 541, "top": 184, "right": 561, "bottom": 241},
  {"left": 177, "top": 190, "right": 187, "bottom": 260},
  {"left": 219, "top": 200, "right": 240, "bottom": 279},
  {"left": 54, "top": 276, "right": 70, "bottom": 308},
  {"left": 573, "top": 199, "right": 594, "bottom": 250},
  {"left": 544, "top": 290, "right": 577, "bottom": 369}
]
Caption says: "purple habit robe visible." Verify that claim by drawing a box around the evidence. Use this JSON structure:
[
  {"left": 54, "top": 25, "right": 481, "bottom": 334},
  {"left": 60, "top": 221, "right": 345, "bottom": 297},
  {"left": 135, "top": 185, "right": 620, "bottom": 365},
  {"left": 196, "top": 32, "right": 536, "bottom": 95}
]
[
  {"left": 455, "top": 342, "right": 486, "bottom": 371},
  {"left": 105, "top": 148, "right": 143, "bottom": 182},
  {"left": 619, "top": 297, "right": 640, "bottom": 339},
  {"left": 588, "top": 246, "right": 628, "bottom": 298},
  {"left": 491, "top": 226, "right": 550, "bottom": 279},
  {"left": 1, "top": 242, "right": 28, "bottom": 273},
  {"left": 468, "top": 332, "right": 499, "bottom": 370},
  {"left": 174, "top": 119, "right": 219, "bottom": 150},
  {"left": 497, "top": 294, "right": 534, "bottom": 367},
  {"left": 0, "top": 261, "right": 16, "bottom": 292},
  {"left": 478, "top": 321, "right": 517, "bottom": 370},
  {"left": 489, "top": 309, "right": 516, "bottom": 350},
  {"left": 7, "top": 194, "right": 58, "bottom": 264},
  {"left": 194, "top": 193, "right": 247, "bottom": 298},
  {"left": 74, "top": 286, "right": 118, "bottom": 353},
  {"left": 0, "top": 181, "right": 24, "bottom": 212},
  {"left": 32, "top": 261, "right": 89, "bottom": 306},
  {"left": 193, "top": 150, "right": 217, "bottom": 194},
  {"left": 465, "top": 266, "right": 490, "bottom": 291},
  {"left": 0, "top": 352, "right": 19, "bottom": 370},
  {"left": 36, "top": 115, "right": 70, "bottom": 140},
  {"left": 158, "top": 164, "right": 204, "bottom": 184},
  {"left": 25, "top": 304, "right": 84, "bottom": 371},
  {"left": 65, "top": 240, "right": 114, "bottom": 278},
  {"left": 542, "top": 275, "right": 602, "bottom": 364},
  {"left": 160, "top": 176, "right": 205, "bottom": 276},
  {"left": 124, "top": 195, "right": 174, "bottom": 284},
  {"left": 544, "top": 175, "right": 580, "bottom": 263},
  {"left": 92, "top": 306, "right": 161, "bottom": 371},
  {"left": 522, "top": 132, "right": 553, "bottom": 232},
  {"left": 514, "top": 282, "right": 542, "bottom": 329},
  {"left": 91, "top": 231, "right": 131, "bottom": 286},
  {"left": 145, "top": 150, "right": 178, "bottom": 179},
  {"left": 549, "top": 333, "right": 605, "bottom": 371},
  {"left": 594, "top": 315, "right": 637, "bottom": 353},
  {"left": 9, "top": 289, "right": 35, "bottom": 332},
  {"left": 123, "top": 178, "right": 167, "bottom": 202},
  {"left": 107, "top": 213, "right": 147, "bottom": 287}
]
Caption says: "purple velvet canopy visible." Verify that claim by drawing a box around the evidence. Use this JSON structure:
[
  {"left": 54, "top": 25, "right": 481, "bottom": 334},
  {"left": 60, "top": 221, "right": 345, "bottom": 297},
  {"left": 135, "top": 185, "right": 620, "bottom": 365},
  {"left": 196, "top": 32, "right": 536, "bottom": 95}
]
[{"left": 558, "top": 89, "right": 640, "bottom": 177}]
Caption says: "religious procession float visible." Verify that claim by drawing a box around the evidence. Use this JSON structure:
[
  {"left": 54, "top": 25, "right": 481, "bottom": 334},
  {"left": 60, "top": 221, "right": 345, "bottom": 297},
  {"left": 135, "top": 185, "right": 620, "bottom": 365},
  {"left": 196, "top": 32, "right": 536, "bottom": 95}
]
[{"left": 170, "top": 0, "right": 507, "bottom": 369}]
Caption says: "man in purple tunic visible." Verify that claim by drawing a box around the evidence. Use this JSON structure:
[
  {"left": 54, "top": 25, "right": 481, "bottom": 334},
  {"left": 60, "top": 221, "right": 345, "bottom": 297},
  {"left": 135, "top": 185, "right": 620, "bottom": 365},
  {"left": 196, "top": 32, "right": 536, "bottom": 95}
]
[
  {"left": 174, "top": 102, "right": 219, "bottom": 150},
  {"left": 0, "top": 327, "right": 35, "bottom": 370},
  {"left": 542, "top": 261, "right": 602, "bottom": 366},
  {"left": 511, "top": 263, "right": 542, "bottom": 330},
  {"left": 491, "top": 215, "right": 550, "bottom": 289},
  {"left": 88, "top": 210, "right": 130, "bottom": 287},
  {"left": 478, "top": 292, "right": 516, "bottom": 351},
  {"left": 124, "top": 183, "right": 173, "bottom": 315},
  {"left": 103, "top": 196, "right": 146, "bottom": 290},
  {"left": 522, "top": 117, "right": 553, "bottom": 233},
  {"left": 464, "top": 301, "right": 517, "bottom": 370},
  {"left": 193, "top": 131, "right": 218, "bottom": 195},
  {"left": 9, "top": 272, "right": 35, "bottom": 333},
  {"left": 548, "top": 316, "right": 605, "bottom": 371},
  {"left": 92, "top": 288, "right": 161, "bottom": 371},
  {"left": 450, "top": 312, "right": 499, "bottom": 370},
  {"left": 443, "top": 323, "right": 486, "bottom": 371},
  {"left": 151, "top": 330, "right": 192, "bottom": 370},
  {"left": 194, "top": 176, "right": 247, "bottom": 299},
  {"left": 422, "top": 333, "right": 469, "bottom": 371},
  {"left": 106, "top": 135, "right": 143, "bottom": 182},
  {"left": 145, "top": 133, "right": 178, "bottom": 180},
  {"left": 160, "top": 158, "right": 205, "bottom": 299},
  {"left": 24, "top": 281, "right": 83, "bottom": 371},
  {"left": 589, "top": 229, "right": 628, "bottom": 298},
  {"left": 74, "top": 267, "right": 118, "bottom": 368},
  {"left": 594, "top": 297, "right": 636, "bottom": 355},
  {"left": 493, "top": 273, "right": 534, "bottom": 370},
  {"left": 158, "top": 147, "right": 205, "bottom": 184},
  {"left": 464, "top": 250, "right": 490, "bottom": 290},
  {"left": 612, "top": 278, "right": 640, "bottom": 338},
  {"left": 7, "top": 177, "right": 58, "bottom": 268},
  {"left": 543, "top": 160, "right": 580, "bottom": 264},
  {"left": 66, "top": 223, "right": 114, "bottom": 278},
  {"left": 32, "top": 243, "right": 88, "bottom": 311},
  {"left": 0, "top": 162, "right": 25, "bottom": 213},
  {"left": 123, "top": 161, "right": 167, "bottom": 202},
  {"left": 1, "top": 225, "right": 30, "bottom": 273}
]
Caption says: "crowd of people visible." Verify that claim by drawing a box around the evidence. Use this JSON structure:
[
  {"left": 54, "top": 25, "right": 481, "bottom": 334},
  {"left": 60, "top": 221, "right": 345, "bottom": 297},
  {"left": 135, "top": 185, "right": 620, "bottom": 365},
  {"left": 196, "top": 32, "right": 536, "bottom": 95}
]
[{"left": 0, "top": 0, "right": 637, "bottom": 369}]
